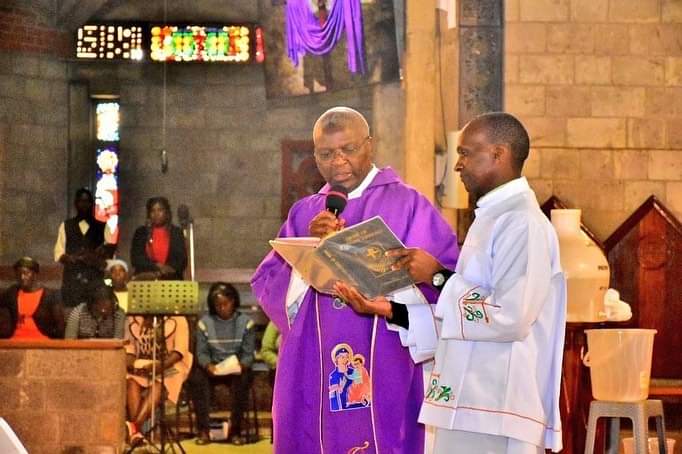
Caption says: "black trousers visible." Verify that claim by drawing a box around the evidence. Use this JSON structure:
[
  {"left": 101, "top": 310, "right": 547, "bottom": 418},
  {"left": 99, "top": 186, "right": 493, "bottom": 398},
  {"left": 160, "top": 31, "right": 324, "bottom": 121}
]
[{"left": 188, "top": 366, "right": 252, "bottom": 434}]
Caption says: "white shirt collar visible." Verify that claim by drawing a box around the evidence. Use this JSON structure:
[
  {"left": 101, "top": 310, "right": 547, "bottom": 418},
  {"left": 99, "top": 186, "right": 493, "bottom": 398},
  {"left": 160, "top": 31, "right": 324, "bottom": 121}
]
[
  {"left": 476, "top": 176, "right": 530, "bottom": 209},
  {"left": 348, "top": 165, "right": 379, "bottom": 200}
]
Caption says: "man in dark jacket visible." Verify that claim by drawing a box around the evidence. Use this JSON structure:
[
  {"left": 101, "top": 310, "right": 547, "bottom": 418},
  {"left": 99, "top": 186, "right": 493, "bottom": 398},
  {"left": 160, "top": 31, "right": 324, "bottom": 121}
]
[
  {"left": 0, "top": 257, "right": 64, "bottom": 339},
  {"left": 54, "top": 188, "right": 112, "bottom": 309}
]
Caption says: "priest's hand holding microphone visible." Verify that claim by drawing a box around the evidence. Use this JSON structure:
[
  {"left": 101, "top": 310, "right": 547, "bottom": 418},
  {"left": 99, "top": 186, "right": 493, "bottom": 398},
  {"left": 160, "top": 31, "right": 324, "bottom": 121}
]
[{"left": 308, "top": 185, "right": 348, "bottom": 238}]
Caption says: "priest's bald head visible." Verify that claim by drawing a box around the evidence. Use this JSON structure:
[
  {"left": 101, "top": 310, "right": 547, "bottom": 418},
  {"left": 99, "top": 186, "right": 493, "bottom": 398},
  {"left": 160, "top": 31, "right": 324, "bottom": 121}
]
[
  {"left": 455, "top": 112, "right": 530, "bottom": 200},
  {"left": 313, "top": 107, "right": 374, "bottom": 192}
]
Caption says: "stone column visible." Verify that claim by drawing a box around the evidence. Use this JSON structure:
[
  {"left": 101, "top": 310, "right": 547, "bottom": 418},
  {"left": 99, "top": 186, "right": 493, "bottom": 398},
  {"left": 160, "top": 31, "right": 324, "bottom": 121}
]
[{"left": 404, "top": 0, "right": 437, "bottom": 201}]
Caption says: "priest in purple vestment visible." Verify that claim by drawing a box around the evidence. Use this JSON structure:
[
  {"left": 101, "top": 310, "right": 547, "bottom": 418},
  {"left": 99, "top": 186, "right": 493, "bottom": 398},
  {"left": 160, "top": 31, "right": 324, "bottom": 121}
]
[{"left": 251, "top": 107, "right": 459, "bottom": 454}]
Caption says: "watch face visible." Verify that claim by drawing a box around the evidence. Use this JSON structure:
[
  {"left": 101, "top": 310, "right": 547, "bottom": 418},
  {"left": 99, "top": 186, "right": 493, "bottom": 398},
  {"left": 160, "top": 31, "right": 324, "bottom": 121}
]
[{"left": 432, "top": 272, "right": 445, "bottom": 287}]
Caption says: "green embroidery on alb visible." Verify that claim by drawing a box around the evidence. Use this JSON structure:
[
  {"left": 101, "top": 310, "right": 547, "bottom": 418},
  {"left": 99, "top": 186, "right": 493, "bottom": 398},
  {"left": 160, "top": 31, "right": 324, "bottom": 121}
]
[
  {"left": 426, "top": 378, "right": 453, "bottom": 402},
  {"left": 463, "top": 291, "right": 483, "bottom": 302},
  {"left": 463, "top": 304, "right": 484, "bottom": 322}
]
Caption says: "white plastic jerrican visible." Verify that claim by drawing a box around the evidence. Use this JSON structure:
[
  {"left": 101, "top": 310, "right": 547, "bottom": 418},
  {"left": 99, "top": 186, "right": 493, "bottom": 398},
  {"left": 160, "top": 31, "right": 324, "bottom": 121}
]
[
  {"left": 622, "top": 436, "right": 676, "bottom": 454},
  {"left": 551, "top": 209, "right": 611, "bottom": 322},
  {"left": 583, "top": 329, "right": 657, "bottom": 401}
]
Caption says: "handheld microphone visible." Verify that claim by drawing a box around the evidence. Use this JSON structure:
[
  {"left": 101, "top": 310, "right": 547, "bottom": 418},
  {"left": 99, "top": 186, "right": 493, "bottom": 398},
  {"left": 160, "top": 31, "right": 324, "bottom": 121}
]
[
  {"left": 325, "top": 185, "right": 348, "bottom": 216},
  {"left": 177, "top": 204, "right": 192, "bottom": 228}
]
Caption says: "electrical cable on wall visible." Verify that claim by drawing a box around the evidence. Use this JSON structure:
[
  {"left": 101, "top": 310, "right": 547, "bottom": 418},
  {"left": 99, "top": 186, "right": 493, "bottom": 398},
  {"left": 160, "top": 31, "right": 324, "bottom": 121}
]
[
  {"left": 435, "top": 13, "right": 450, "bottom": 206},
  {"left": 160, "top": 0, "right": 168, "bottom": 173}
]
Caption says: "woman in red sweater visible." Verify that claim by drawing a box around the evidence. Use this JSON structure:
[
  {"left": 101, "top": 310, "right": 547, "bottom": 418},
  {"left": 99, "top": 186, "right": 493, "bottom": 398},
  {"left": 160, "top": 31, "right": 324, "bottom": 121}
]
[{"left": 130, "top": 197, "right": 187, "bottom": 281}]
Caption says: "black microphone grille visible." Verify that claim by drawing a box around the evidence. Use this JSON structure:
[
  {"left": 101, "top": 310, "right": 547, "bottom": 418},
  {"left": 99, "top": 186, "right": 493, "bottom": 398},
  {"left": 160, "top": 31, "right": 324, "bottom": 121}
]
[{"left": 326, "top": 185, "right": 348, "bottom": 216}]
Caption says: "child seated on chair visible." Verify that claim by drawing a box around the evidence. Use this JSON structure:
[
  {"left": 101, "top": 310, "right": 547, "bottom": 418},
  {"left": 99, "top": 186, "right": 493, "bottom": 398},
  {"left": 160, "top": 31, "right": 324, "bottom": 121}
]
[
  {"left": 124, "top": 314, "right": 192, "bottom": 445},
  {"left": 188, "top": 282, "right": 256, "bottom": 445}
]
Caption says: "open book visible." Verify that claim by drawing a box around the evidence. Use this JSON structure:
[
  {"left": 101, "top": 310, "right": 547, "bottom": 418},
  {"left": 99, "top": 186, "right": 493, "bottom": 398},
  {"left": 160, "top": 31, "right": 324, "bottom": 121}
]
[{"left": 270, "top": 216, "right": 413, "bottom": 298}]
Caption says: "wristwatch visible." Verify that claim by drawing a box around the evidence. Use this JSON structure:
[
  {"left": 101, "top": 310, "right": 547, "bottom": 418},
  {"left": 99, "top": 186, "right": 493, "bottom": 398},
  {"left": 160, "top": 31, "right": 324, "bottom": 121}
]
[{"left": 431, "top": 269, "right": 454, "bottom": 289}]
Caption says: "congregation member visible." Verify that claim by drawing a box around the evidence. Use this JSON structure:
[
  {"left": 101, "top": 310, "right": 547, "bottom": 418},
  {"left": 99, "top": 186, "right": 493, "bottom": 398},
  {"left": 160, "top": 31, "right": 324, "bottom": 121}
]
[
  {"left": 0, "top": 257, "right": 64, "bottom": 339},
  {"left": 106, "top": 259, "right": 130, "bottom": 313},
  {"left": 130, "top": 196, "right": 187, "bottom": 281},
  {"left": 336, "top": 113, "right": 567, "bottom": 454},
  {"left": 260, "top": 320, "right": 280, "bottom": 444},
  {"left": 260, "top": 320, "right": 280, "bottom": 371},
  {"left": 251, "top": 106, "right": 459, "bottom": 453},
  {"left": 188, "top": 282, "right": 256, "bottom": 446},
  {"left": 64, "top": 284, "right": 125, "bottom": 339},
  {"left": 54, "top": 188, "right": 113, "bottom": 310},
  {"left": 124, "top": 314, "right": 192, "bottom": 445}
]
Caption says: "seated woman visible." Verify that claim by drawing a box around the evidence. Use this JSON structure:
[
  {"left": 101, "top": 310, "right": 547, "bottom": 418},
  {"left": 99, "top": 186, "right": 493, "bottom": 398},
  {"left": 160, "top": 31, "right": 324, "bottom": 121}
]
[
  {"left": 188, "top": 282, "right": 256, "bottom": 445},
  {"left": 64, "top": 284, "right": 125, "bottom": 339},
  {"left": 0, "top": 257, "right": 64, "bottom": 339},
  {"left": 125, "top": 314, "right": 192, "bottom": 445},
  {"left": 130, "top": 197, "right": 187, "bottom": 281}
]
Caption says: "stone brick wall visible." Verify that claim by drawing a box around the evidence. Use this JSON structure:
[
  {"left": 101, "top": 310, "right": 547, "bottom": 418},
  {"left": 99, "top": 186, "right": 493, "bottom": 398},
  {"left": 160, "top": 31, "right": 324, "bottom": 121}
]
[
  {"left": 68, "top": 0, "right": 404, "bottom": 270},
  {"left": 505, "top": 0, "right": 682, "bottom": 239},
  {"left": 70, "top": 62, "right": 396, "bottom": 269},
  {"left": 0, "top": 0, "right": 403, "bottom": 271},
  {"left": 0, "top": 341, "right": 127, "bottom": 454},
  {"left": 0, "top": 1, "right": 69, "bottom": 264},
  {"left": 0, "top": 3, "right": 70, "bottom": 56}
]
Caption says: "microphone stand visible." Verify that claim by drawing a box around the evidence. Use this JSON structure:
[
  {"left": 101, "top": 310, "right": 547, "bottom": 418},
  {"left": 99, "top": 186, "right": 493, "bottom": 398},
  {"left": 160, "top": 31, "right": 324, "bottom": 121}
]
[
  {"left": 188, "top": 220, "right": 195, "bottom": 281},
  {"left": 125, "top": 316, "right": 184, "bottom": 454},
  {"left": 179, "top": 212, "right": 195, "bottom": 282}
]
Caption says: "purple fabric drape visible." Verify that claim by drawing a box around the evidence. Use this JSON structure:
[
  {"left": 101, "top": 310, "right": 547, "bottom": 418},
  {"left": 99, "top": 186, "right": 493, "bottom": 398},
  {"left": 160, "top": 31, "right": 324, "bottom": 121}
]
[{"left": 286, "top": 0, "right": 367, "bottom": 74}]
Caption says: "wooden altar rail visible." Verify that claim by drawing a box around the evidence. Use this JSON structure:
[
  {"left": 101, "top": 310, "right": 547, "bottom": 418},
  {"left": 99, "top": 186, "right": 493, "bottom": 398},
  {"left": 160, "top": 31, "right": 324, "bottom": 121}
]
[
  {"left": 0, "top": 266, "right": 256, "bottom": 284},
  {"left": 0, "top": 338, "right": 125, "bottom": 349}
]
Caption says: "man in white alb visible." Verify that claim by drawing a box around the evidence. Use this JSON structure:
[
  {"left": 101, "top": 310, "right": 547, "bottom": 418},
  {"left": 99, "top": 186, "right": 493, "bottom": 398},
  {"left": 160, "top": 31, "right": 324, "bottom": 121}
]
[{"left": 337, "top": 112, "right": 566, "bottom": 454}]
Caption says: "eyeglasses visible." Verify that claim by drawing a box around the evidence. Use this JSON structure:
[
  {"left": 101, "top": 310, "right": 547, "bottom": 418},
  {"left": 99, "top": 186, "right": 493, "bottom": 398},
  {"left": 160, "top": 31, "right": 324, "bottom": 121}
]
[{"left": 314, "top": 136, "right": 371, "bottom": 162}]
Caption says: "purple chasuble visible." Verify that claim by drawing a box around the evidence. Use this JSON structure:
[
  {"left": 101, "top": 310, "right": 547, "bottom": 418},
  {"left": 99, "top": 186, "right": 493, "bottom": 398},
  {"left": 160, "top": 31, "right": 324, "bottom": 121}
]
[{"left": 252, "top": 167, "right": 459, "bottom": 454}]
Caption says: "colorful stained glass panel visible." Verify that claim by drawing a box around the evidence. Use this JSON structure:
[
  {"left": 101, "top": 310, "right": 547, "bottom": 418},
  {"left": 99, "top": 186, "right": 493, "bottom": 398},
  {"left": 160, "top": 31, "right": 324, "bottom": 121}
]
[
  {"left": 96, "top": 103, "right": 120, "bottom": 141},
  {"left": 94, "top": 101, "right": 121, "bottom": 244},
  {"left": 150, "top": 25, "right": 252, "bottom": 62}
]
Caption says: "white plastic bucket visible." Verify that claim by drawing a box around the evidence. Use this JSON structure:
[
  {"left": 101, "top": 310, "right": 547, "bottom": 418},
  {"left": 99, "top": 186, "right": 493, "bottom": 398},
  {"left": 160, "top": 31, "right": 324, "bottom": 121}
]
[
  {"left": 583, "top": 329, "right": 656, "bottom": 401},
  {"left": 622, "top": 436, "right": 676, "bottom": 454}
]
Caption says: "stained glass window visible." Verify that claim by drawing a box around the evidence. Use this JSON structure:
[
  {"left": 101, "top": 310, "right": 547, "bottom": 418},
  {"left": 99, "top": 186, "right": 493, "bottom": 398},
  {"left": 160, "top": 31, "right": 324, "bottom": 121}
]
[
  {"left": 94, "top": 101, "right": 120, "bottom": 244},
  {"left": 255, "top": 27, "right": 265, "bottom": 63},
  {"left": 75, "top": 23, "right": 262, "bottom": 63},
  {"left": 96, "top": 103, "right": 120, "bottom": 141},
  {"left": 150, "top": 25, "right": 252, "bottom": 62},
  {"left": 76, "top": 24, "right": 144, "bottom": 60}
]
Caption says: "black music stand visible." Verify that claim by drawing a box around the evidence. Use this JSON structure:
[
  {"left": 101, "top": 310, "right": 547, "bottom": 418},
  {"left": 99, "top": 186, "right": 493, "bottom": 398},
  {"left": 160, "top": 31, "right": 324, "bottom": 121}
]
[{"left": 125, "top": 280, "right": 200, "bottom": 454}]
